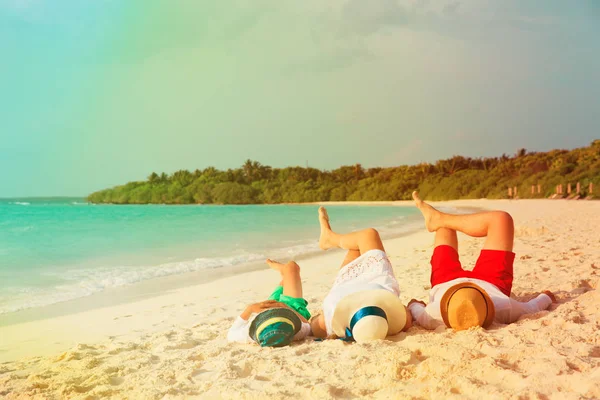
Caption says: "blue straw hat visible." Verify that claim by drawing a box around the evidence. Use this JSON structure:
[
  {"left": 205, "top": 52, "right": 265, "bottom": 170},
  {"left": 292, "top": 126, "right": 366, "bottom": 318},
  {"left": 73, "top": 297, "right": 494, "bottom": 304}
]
[{"left": 249, "top": 308, "right": 302, "bottom": 347}]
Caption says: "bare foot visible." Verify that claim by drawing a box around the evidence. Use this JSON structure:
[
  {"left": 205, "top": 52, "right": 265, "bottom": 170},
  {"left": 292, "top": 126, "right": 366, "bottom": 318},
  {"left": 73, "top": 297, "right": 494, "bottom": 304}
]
[
  {"left": 318, "top": 207, "right": 338, "bottom": 250},
  {"left": 412, "top": 191, "right": 442, "bottom": 232},
  {"left": 266, "top": 259, "right": 284, "bottom": 272}
]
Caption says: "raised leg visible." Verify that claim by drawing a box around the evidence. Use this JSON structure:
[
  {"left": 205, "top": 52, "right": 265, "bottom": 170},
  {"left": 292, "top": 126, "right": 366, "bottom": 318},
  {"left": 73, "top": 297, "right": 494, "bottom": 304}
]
[
  {"left": 266, "top": 260, "right": 302, "bottom": 298},
  {"left": 318, "top": 207, "right": 385, "bottom": 254},
  {"left": 434, "top": 228, "right": 458, "bottom": 251},
  {"left": 413, "top": 191, "right": 514, "bottom": 251},
  {"left": 340, "top": 249, "right": 361, "bottom": 269}
]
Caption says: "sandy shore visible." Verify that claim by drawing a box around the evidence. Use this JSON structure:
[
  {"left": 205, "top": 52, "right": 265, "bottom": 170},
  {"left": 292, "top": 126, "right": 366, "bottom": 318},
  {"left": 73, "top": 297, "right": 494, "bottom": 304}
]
[{"left": 1, "top": 199, "right": 599, "bottom": 399}]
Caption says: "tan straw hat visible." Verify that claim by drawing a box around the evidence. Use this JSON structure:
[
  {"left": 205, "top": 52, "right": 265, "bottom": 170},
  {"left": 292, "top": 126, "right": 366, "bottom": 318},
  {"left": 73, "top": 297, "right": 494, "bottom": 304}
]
[
  {"left": 440, "top": 282, "right": 495, "bottom": 330},
  {"left": 332, "top": 289, "right": 407, "bottom": 342}
]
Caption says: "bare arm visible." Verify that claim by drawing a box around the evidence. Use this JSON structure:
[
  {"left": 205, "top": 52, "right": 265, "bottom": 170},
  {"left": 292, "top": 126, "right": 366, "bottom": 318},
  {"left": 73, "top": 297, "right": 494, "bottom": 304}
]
[
  {"left": 240, "top": 300, "right": 308, "bottom": 323},
  {"left": 407, "top": 299, "right": 444, "bottom": 330}
]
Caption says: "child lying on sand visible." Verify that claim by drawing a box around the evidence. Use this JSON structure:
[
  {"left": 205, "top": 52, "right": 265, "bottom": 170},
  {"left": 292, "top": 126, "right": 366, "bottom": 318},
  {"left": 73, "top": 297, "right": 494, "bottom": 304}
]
[
  {"left": 408, "top": 191, "right": 556, "bottom": 330},
  {"left": 227, "top": 260, "right": 311, "bottom": 347},
  {"left": 310, "top": 207, "right": 412, "bottom": 342}
]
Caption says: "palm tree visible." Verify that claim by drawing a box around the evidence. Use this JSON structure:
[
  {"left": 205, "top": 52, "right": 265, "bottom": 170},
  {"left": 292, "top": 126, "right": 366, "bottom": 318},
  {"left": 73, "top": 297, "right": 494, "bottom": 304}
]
[
  {"left": 354, "top": 163, "right": 364, "bottom": 180},
  {"left": 242, "top": 159, "right": 264, "bottom": 181},
  {"left": 516, "top": 148, "right": 528, "bottom": 158},
  {"left": 172, "top": 170, "right": 193, "bottom": 186},
  {"left": 418, "top": 163, "right": 432, "bottom": 177},
  {"left": 435, "top": 159, "right": 450, "bottom": 175},
  {"left": 202, "top": 167, "right": 218, "bottom": 178},
  {"left": 261, "top": 165, "right": 273, "bottom": 181},
  {"left": 243, "top": 159, "right": 254, "bottom": 180},
  {"left": 148, "top": 172, "right": 159, "bottom": 184}
]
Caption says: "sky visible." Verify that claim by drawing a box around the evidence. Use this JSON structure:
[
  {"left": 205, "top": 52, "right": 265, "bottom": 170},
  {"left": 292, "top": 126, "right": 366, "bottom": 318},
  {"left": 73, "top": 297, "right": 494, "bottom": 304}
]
[{"left": 1, "top": 0, "right": 599, "bottom": 197}]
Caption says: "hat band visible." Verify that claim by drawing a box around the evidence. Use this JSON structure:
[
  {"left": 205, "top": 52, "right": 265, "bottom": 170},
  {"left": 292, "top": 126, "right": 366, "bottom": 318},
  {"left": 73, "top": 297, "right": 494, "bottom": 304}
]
[
  {"left": 344, "top": 306, "right": 387, "bottom": 341},
  {"left": 446, "top": 286, "right": 490, "bottom": 326},
  {"left": 255, "top": 317, "right": 295, "bottom": 339}
]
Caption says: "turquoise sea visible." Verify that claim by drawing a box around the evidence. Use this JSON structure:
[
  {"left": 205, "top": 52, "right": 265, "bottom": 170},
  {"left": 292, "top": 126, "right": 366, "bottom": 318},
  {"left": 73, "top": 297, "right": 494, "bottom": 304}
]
[{"left": 0, "top": 198, "right": 421, "bottom": 315}]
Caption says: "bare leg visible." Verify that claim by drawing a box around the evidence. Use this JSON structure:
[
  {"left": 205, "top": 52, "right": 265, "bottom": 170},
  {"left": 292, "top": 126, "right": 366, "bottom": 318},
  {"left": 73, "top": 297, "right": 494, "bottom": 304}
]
[
  {"left": 266, "top": 259, "right": 302, "bottom": 298},
  {"left": 340, "top": 249, "right": 361, "bottom": 268},
  {"left": 315, "top": 207, "right": 410, "bottom": 336},
  {"left": 318, "top": 207, "right": 385, "bottom": 253},
  {"left": 435, "top": 227, "right": 458, "bottom": 251},
  {"left": 412, "top": 191, "right": 514, "bottom": 251}
]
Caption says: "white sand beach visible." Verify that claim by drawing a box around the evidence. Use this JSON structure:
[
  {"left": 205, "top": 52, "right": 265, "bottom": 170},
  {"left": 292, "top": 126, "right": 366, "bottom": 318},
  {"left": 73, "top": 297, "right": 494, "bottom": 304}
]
[{"left": 1, "top": 199, "right": 599, "bottom": 399}]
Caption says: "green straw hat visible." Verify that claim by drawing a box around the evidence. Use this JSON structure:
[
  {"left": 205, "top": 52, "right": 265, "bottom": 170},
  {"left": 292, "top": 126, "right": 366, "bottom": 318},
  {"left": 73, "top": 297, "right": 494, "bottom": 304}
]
[{"left": 249, "top": 308, "right": 302, "bottom": 347}]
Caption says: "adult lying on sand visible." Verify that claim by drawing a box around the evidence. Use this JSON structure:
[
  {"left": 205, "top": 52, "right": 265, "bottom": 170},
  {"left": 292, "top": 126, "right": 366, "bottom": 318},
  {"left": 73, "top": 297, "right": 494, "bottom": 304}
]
[
  {"left": 408, "top": 191, "right": 556, "bottom": 331},
  {"left": 311, "top": 207, "right": 412, "bottom": 342},
  {"left": 227, "top": 259, "right": 311, "bottom": 347}
]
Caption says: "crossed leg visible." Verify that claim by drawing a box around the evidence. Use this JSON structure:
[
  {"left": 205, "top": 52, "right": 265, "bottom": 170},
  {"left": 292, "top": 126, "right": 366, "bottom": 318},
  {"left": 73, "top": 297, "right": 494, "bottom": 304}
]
[
  {"left": 412, "top": 191, "right": 514, "bottom": 251},
  {"left": 318, "top": 206, "right": 385, "bottom": 260},
  {"left": 434, "top": 227, "right": 459, "bottom": 251},
  {"left": 313, "top": 207, "right": 412, "bottom": 335},
  {"left": 412, "top": 191, "right": 557, "bottom": 304},
  {"left": 266, "top": 259, "right": 303, "bottom": 298},
  {"left": 340, "top": 249, "right": 361, "bottom": 269},
  {"left": 239, "top": 259, "right": 308, "bottom": 322},
  {"left": 413, "top": 191, "right": 519, "bottom": 299}
]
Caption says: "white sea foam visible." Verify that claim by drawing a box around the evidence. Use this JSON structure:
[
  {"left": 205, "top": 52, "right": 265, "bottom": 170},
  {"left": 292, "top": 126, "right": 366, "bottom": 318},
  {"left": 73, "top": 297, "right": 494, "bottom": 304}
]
[
  {"left": 9, "top": 202, "right": 30, "bottom": 206},
  {"left": 0, "top": 212, "right": 426, "bottom": 315},
  {"left": 0, "top": 251, "right": 283, "bottom": 314}
]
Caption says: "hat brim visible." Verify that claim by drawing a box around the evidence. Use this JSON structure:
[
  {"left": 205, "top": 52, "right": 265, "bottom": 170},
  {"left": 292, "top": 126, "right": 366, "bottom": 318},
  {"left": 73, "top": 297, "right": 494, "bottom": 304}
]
[
  {"left": 440, "top": 282, "right": 495, "bottom": 329},
  {"left": 249, "top": 307, "right": 302, "bottom": 342},
  {"left": 332, "top": 289, "right": 407, "bottom": 338}
]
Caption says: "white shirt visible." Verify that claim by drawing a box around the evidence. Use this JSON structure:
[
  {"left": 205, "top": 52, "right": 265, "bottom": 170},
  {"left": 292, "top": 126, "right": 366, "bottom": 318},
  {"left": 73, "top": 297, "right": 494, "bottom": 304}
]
[
  {"left": 408, "top": 277, "right": 553, "bottom": 330},
  {"left": 226, "top": 314, "right": 311, "bottom": 344},
  {"left": 322, "top": 249, "right": 400, "bottom": 335}
]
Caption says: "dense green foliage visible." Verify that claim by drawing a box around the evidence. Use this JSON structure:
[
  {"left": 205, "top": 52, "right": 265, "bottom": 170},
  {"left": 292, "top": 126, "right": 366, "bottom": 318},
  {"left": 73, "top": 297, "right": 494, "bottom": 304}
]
[{"left": 88, "top": 141, "right": 600, "bottom": 204}]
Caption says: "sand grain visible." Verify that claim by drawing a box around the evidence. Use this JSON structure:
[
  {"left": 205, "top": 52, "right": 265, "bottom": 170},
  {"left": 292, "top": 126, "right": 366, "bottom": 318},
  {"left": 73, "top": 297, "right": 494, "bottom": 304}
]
[{"left": 1, "top": 200, "right": 599, "bottom": 399}]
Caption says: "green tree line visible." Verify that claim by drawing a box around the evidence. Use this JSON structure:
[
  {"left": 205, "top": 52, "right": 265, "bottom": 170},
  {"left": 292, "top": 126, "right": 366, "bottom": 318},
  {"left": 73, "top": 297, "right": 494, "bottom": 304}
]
[{"left": 87, "top": 140, "right": 600, "bottom": 204}]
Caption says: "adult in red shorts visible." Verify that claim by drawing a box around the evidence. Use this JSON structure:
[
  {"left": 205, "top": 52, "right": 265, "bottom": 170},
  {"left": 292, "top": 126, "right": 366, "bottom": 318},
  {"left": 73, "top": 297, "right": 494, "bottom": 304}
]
[{"left": 408, "top": 192, "right": 556, "bottom": 331}]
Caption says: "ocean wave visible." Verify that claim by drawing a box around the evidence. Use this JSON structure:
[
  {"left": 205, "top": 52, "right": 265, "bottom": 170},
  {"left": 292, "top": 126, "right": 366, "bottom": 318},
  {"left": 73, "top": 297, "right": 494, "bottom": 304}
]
[
  {"left": 9, "top": 202, "right": 30, "bottom": 206},
  {"left": 0, "top": 252, "right": 270, "bottom": 314},
  {"left": 0, "top": 240, "right": 343, "bottom": 314},
  {"left": 0, "top": 214, "right": 425, "bottom": 315}
]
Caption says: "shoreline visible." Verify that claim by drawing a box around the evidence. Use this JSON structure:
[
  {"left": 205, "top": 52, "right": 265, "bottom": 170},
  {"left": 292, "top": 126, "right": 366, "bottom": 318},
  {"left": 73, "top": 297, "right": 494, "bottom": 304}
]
[
  {"left": 0, "top": 200, "right": 531, "bottom": 356},
  {"left": 2, "top": 199, "right": 599, "bottom": 399},
  {"left": 0, "top": 199, "right": 544, "bottom": 360},
  {"left": 0, "top": 229, "right": 433, "bottom": 362},
  {"left": 0, "top": 203, "right": 429, "bottom": 327},
  {"left": 0, "top": 200, "right": 464, "bottom": 362},
  {"left": 0, "top": 204, "right": 426, "bottom": 327}
]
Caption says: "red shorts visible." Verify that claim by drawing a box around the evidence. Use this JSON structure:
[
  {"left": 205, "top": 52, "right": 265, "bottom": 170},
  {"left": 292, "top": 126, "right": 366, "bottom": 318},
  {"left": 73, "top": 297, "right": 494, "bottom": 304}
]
[{"left": 430, "top": 245, "right": 515, "bottom": 296}]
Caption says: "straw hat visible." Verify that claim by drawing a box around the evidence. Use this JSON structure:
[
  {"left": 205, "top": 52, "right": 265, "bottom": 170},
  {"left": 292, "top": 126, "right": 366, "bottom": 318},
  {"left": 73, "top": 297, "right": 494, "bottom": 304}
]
[
  {"left": 249, "top": 308, "right": 301, "bottom": 347},
  {"left": 440, "top": 282, "right": 495, "bottom": 330},
  {"left": 332, "top": 289, "right": 407, "bottom": 342}
]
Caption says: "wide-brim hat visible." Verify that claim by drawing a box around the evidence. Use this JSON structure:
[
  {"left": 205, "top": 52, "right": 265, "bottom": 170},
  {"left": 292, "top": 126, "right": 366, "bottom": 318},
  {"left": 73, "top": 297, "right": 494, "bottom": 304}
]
[
  {"left": 440, "top": 282, "right": 495, "bottom": 330},
  {"left": 332, "top": 289, "right": 407, "bottom": 342},
  {"left": 249, "top": 308, "right": 302, "bottom": 347}
]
